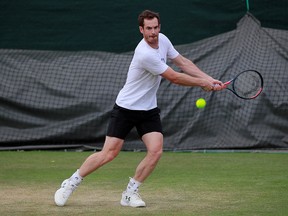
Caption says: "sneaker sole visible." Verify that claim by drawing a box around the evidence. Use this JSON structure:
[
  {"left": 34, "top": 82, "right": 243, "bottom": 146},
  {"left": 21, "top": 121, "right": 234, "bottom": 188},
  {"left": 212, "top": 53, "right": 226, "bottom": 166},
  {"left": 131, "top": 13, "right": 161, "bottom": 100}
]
[{"left": 120, "top": 200, "right": 146, "bottom": 208}]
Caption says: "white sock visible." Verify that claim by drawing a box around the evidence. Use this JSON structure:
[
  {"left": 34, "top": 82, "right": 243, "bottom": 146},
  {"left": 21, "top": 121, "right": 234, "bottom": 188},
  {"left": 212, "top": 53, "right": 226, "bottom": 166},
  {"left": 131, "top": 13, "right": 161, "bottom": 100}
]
[
  {"left": 126, "top": 177, "right": 142, "bottom": 193},
  {"left": 69, "top": 169, "right": 83, "bottom": 186}
]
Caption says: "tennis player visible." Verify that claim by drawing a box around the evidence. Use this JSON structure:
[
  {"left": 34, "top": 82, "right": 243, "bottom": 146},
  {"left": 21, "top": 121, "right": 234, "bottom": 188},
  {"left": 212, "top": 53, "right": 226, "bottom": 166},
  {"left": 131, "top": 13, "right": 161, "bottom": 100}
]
[{"left": 54, "top": 9, "right": 225, "bottom": 208}]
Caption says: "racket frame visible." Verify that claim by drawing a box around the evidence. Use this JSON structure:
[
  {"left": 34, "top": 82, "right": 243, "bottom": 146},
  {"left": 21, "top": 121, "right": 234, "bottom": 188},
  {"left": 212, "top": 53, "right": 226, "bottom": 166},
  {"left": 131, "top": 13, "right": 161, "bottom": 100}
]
[{"left": 224, "top": 70, "right": 263, "bottom": 100}]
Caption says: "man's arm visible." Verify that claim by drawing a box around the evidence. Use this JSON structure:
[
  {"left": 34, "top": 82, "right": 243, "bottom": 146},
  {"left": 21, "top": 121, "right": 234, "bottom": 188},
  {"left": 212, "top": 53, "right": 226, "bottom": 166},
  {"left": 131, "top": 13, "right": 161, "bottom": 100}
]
[
  {"left": 166, "top": 54, "right": 224, "bottom": 91},
  {"left": 171, "top": 54, "right": 211, "bottom": 79},
  {"left": 161, "top": 67, "right": 221, "bottom": 91}
]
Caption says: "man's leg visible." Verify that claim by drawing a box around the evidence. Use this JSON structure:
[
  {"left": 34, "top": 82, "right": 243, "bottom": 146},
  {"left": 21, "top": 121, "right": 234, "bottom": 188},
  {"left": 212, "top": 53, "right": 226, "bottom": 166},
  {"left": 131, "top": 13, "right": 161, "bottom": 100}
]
[
  {"left": 121, "top": 132, "right": 163, "bottom": 207},
  {"left": 54, "top": 136, "right": 124, "bottom": 206},
  {"left": 133, "top": 132, "right": 163, "bottom": 182},
  {"left": 79, "top": 136, "right": 124, "bottom": 177}
]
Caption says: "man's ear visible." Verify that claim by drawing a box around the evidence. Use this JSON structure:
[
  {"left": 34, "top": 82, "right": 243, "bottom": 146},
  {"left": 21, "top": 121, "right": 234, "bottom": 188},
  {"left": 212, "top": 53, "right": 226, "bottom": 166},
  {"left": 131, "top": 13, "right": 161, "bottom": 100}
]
[{"left": 139, "top": 26, "right": 144, "bottom": 34}]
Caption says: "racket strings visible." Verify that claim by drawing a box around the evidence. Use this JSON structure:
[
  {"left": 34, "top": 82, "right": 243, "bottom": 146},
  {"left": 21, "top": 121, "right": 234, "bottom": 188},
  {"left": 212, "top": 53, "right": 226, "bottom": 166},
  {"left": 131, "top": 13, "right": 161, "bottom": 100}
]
[{"left": 233, "top": 72, "right": 262, "bottom": 98}]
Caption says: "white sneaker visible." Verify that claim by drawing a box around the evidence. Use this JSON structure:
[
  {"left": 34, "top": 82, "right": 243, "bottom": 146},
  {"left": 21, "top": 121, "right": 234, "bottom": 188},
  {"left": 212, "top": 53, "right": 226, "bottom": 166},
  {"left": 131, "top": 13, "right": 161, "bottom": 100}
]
[
  {"left": 54, "top": 179, "right": 77, "bottom": 206},
  {"left": 120, "top": 191, "right": 146, "bottom": 208}
]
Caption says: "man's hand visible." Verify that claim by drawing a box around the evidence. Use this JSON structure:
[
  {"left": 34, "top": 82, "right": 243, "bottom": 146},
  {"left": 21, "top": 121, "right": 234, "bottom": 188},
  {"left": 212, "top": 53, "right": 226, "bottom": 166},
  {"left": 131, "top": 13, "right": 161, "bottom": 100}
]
[{"left": 201, "top": 79, "right": 225, "bottom": 92}]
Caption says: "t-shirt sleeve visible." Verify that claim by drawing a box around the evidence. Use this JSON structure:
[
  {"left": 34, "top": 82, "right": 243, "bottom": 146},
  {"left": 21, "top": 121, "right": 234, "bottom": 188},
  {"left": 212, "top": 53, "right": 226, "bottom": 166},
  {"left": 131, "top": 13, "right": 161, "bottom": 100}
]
[
  {"left": 167, "top": 44, "right": 179, "bottom": 60},
  {"left": 162, "top": 34, "right": 179, "bottom": 60}
]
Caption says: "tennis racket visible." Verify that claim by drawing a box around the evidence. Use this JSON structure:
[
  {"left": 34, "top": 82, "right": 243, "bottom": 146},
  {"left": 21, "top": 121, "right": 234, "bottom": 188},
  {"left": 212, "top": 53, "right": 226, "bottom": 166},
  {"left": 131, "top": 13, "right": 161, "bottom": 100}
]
[{"left": 224, "top": 69, "right": 263, "bottom": 100}]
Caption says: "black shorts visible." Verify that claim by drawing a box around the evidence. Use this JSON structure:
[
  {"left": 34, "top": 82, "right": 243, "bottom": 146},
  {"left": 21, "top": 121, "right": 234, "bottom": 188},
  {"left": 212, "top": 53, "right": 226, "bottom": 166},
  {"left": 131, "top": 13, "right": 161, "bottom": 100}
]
[{"left": 106, "top": 104, "right": 163, "bottom": 139}]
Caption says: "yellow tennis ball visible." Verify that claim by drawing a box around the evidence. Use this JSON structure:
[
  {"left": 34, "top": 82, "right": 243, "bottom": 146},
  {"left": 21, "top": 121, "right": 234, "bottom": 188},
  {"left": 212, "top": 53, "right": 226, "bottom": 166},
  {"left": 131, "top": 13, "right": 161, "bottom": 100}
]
[{"left": 196, "top": 98, "right": 206, "bottom": 109}]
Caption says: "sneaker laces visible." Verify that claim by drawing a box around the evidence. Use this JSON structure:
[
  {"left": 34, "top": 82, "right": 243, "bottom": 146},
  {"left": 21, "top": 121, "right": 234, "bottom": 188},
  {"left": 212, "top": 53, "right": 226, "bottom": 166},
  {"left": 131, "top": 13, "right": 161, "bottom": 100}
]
[{"left": 131, "top": 192, "right": 142, "bottom": 201}]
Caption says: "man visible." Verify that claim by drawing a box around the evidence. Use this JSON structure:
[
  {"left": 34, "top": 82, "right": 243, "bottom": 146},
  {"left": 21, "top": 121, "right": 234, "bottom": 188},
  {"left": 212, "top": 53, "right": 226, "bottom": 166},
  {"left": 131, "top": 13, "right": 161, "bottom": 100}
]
[{"left": 54, "top": 10, "right": 224, "bottom": 208}]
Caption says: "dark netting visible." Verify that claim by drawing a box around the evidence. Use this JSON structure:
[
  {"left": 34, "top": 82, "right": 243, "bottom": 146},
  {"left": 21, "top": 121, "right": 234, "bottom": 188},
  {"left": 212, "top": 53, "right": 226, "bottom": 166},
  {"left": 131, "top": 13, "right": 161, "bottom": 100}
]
[{"left": 0, "top": 13, "right": 287, "bottom": 150}]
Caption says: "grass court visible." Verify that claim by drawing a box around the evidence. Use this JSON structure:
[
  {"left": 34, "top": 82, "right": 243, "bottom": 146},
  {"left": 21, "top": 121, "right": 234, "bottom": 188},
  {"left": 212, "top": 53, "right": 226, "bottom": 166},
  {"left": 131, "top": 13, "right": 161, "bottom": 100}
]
[{"left": 0, "top": 151, "right": 287, "bottom": 215}]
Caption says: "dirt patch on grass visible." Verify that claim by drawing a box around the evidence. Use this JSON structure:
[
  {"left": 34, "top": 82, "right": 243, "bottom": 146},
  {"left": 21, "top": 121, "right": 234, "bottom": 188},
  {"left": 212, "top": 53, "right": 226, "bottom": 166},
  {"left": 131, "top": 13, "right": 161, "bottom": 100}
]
[{"left": 0, "top": 184, "right": 240, "bottom": 216}]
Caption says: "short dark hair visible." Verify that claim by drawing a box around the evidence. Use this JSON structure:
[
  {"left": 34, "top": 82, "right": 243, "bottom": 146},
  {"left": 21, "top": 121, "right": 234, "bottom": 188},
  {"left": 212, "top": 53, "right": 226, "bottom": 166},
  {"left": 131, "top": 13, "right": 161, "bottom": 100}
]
[{"left": 138, "top": 10, "right": 160, "bottom": 27}]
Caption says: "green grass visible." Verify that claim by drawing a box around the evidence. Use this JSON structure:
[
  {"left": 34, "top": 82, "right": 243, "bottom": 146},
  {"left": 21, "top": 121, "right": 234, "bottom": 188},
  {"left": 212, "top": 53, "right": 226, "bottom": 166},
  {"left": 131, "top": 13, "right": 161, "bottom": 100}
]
[{"left": 0, "top": 151, "right": 287, "bottom": 216}]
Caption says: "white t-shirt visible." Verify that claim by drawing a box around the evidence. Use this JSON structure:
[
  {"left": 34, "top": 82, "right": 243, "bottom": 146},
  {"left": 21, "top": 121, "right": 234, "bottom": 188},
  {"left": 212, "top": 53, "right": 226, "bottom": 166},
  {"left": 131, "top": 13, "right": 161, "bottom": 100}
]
[{"left": 116, "top": 33, "right": 179, "bottom": 110}]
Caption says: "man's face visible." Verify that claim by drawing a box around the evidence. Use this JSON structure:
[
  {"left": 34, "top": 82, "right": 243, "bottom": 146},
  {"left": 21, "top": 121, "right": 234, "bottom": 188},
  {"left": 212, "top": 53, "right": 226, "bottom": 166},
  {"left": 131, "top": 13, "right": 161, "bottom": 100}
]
[{"left": 139, "top": 17, "right": 160, "bottom": 48}]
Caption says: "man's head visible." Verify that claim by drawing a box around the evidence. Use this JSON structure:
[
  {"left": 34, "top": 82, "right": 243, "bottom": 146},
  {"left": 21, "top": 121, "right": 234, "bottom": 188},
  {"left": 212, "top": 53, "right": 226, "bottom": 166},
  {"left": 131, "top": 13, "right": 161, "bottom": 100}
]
[
  {"left": 138, "top": 10, "right": 161, "bottom": 48},
  {"left": 138, "top": 10, "right": 160, "bottom": 27}
]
